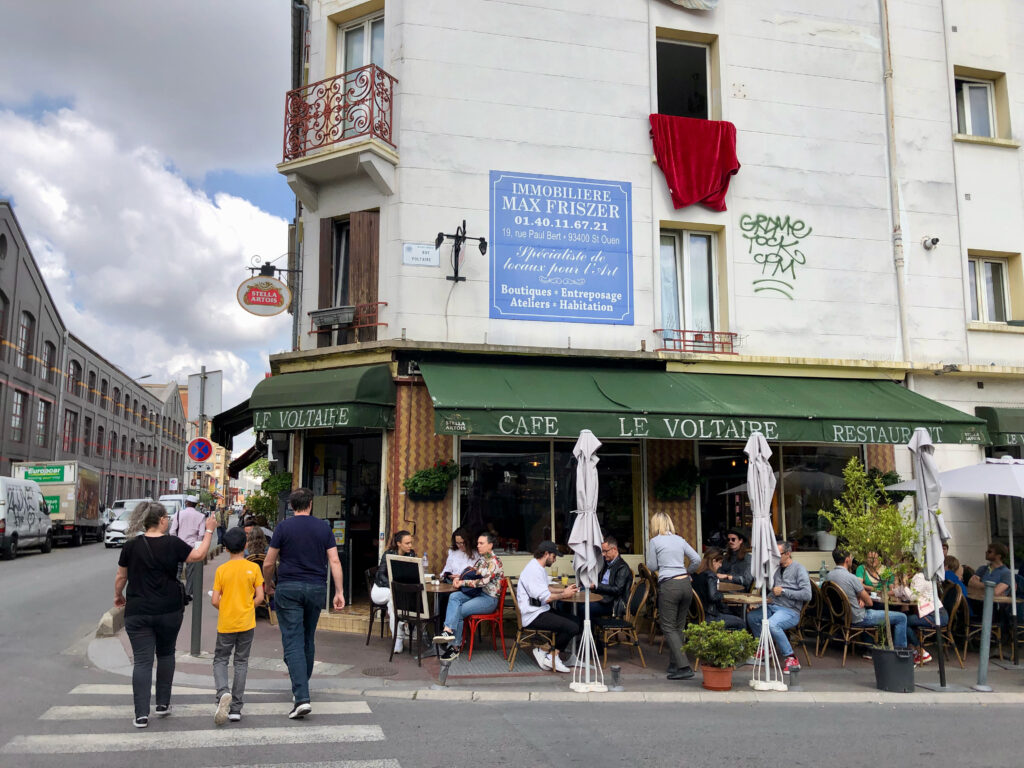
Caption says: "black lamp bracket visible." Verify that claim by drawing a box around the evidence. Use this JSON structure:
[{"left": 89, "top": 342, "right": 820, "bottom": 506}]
[
  {"left": 436, "top": 220, "right": 487, "bottom": 283},
  {"left": 247, "top": 254, "right": 302, "bottom": 278}
]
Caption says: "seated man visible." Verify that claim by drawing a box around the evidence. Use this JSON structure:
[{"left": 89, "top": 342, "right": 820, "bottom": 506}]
[
  {"left": 517, "top": 541, "right": 581, "bottom": 673},
  {"left": 825, "top": 548, "right": 908, "bottom": 650},
  {"left": 746, "top": 540, "right": 811, "bottom": 672},
  {"left": 589, "top": 536, "right": 632, "bottom": 621},
  {"left": 969, "top": 541, "right": 1012, "bottom": 597}
]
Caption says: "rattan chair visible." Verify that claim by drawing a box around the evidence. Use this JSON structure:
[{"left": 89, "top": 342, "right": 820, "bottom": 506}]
[
  {"left": 916, "top": 583, "right": 966, "bottom": 669},
  {"left": 785, "top": 597, "right": 814, "bottom": 667},
  {"left": 803, "top": 580, "right": 825, "bottom": 655},
  {"left": 507, "top": 586, "right": 557, "bottom": 672},
  {"left": 365, "top": 566, "right": 390, "bottom": 645},
  {"left": 637, "top": 563, "right": 660, "bottom": 643},
  {"left": 818, "top": 581, "right": 880, "bottom": 666},
  {"left": 595, "top": 578, "right": 649, "bottom": 668}
]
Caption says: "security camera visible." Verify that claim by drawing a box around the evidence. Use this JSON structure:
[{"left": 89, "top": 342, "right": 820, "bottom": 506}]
[{"left": 922, "top": 236, "right": 940, "bottom": 250}]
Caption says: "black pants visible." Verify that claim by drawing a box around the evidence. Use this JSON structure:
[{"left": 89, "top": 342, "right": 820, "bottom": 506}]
[
  {"left": 125, "top": 610, "right": 184, "bottom": 718},
  {"left": 529, "top": 610, "right": 581, "bottom": 652}
]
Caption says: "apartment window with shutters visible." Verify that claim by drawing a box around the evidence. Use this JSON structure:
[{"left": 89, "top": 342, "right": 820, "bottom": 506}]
[
  {"left": 35, "top": 400, "right": 50, "bottom": 447},
  {"left": 10, "top": 390, "right": 26, "bottom": 442},
  {"left": 968, "top": 256, "right": 1010, "bottom": 323},
  {"left": 16, "top": 311, "right": 34, "bottom": 371},
  {"left": 62, "top": 409, "right": 78, "bottom": 453}
]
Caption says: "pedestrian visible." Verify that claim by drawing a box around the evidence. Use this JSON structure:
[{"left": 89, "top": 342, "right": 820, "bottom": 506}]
[
  {"left": 216, "top": 506, "right": 229, "bottom": 547},
  {"left": 646, "top": 511, "right": 700, "bottom": 680},
  {"left": 262, "top": 487, "right": 345, "bottom": 719},
  {"left": 113, "top": 501, "right": 216, "bottom": 728},
  {"left": 170, "top": 495, "right": 206, "bottom": 598},
  {"left": 211, "top": 526, "right": 264, "bottom": 725}
]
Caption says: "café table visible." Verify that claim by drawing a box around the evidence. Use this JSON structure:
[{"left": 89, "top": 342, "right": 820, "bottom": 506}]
[
  {"left": 722, "top": 592, "right": 761, "bottom": 607},
  {"left": 718, "top": 582, "right": 745, "bottom": 593},
  {"left": 967, "top": 588, "right": 1015, "bottom": 605},
  {"left": 549, "top": 586, "right": 602, "bottom": 659}
]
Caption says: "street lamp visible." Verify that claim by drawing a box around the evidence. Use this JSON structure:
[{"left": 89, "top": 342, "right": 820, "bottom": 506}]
[
  {"left": 134, "top": 374, "right": 152, "bottom": 381},
  {"left": 436, "top": 220, "right": 487, "bottom": 283}
]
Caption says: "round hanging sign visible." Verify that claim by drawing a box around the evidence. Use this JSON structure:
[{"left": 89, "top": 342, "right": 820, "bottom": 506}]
[{"left": 237, "top": 275, "right": 292, "bottom": 317}]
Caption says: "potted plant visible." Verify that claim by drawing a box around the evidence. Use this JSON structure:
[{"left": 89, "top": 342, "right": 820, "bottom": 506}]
[
  {"left": 653, "top": 462, "right": 701, "bottom": 502},
  {"left": 404, "top": 459, "right": 459, "bottom": 502},
  {"left": 815, "top": 513, "right": 837, "bottom": 552},
  {"left": 681, "top": 620, "right": 759, "bottom": 691},
  {"left": 819, "top": 457, "right": 920, "bottom": 693}
]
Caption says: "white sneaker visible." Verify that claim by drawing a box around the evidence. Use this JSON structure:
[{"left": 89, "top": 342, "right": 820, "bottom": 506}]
[
  {"left": 533, "top": 648, "right": 552, "bottom": 671},
  {"left": 393, "top": 636, "right": 404, "bottom": 653},
  {"left": 552, "top": 655, "right": 571, "bottom": 673},
  {"left": 214, "top": 692, "right": 231, "bottom": 726}
]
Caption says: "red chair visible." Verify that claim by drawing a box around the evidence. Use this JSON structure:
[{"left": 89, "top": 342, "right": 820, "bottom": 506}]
[{"left": 463, "top": 578, "right": 508, "bottom": 660}]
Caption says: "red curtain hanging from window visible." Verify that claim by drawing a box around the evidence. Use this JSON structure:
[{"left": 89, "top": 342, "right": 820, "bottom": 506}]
[{"left": 649, "top": 114, "right": 740, "bottom": 212}]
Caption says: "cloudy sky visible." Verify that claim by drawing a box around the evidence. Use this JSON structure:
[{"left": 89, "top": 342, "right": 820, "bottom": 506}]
[{"left": 0, "top": 1, "right": 293, "bottom": 454}]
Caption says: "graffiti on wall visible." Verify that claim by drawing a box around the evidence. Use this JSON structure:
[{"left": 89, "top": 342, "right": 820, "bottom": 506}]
[{"left": 739, "top": 213, "right": 812, "bottom": 300}]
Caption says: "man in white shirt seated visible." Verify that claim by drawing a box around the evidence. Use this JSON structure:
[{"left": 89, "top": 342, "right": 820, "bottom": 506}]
[{"left": 517, "top": 541, "right": 581, "bottom": 673}]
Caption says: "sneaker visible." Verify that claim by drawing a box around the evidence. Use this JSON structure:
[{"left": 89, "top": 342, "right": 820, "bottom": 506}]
[
  {"left": 228, "top": 713, "right": 242, "bottom": 722},
  {"left": 133, "top": 716, "right": 149, "bottom": 728},
  {"left": 440, "top": 646, "right": 460, "bottom": 662},
  {"left": 214, "top": 692, "right": 232, "bottom": 726},
  {"left": 393, "top": 636, "right": 404, "bottom": 654},
  {"left": 433, "top": 631, "right": 455, "bottom": 644},
  {"left": 783, "top": 656, "right": 801, "bottom": 673},
  {"left": 288, "top": 702, "right": 312, "bottom": 719},
  {"left": 915, "top": 649, "right": 933, "bottom": 665},
  {"left": 154, "top": 704, "right": 171, "bottom": 717},
  {"left": 533, "top": 648, "right": 553, "bottom": 671},
  {"left": 552, "top": 655, "right": 571, "bottom": 673}
]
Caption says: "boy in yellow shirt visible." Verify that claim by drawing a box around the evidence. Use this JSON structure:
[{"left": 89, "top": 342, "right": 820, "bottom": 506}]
[{"left": 211, "top": 527, "right": 264, "bottom": 725}]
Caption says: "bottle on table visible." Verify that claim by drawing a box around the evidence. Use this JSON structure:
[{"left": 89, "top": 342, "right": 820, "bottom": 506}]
[
  {"left": 819, "top": 560, "right": 828, "bottom": 582},
  {"left": 422, "top": 553, "right": 429, "bottom": 571}
]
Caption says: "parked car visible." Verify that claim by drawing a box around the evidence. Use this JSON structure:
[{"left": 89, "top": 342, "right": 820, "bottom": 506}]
[
  {"left": 103, "top": 498, "right": 156, "bottom": 548},
  {"left": 0, "top": 476, "right": 53, "bottom": 559}
]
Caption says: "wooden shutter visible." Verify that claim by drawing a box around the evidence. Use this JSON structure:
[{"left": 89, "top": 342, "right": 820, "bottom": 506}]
[{"left": 349, "top": 211, "right": 380, "bottom": 342}]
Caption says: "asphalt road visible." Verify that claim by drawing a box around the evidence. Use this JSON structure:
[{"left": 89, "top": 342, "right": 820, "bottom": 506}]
[{"left": 1, "top": 542, "right": 1022, "bottom": 768}]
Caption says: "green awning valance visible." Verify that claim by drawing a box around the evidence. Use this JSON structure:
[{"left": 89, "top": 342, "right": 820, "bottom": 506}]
[
  {"left": 420, "top": 362, "right": 989, "bottom": 445},
  {"left": 976, "top": 406, "right": 1024, "bottom": 447},
  {"left": 250, "top": 364, "right": 395, "bottom": 432}
]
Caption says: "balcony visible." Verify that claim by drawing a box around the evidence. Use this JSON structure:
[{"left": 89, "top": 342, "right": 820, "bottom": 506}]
[
  {"left": 277, "top": 64, "right": 399, "bottom": 207},
  {"left": 653, "top": 328, "right": 737, "bottom": 355}
]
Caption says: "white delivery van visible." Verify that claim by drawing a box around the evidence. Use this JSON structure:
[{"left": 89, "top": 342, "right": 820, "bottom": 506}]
[{"left": 0, "top": 477, "right": 53, "bottom": 559}]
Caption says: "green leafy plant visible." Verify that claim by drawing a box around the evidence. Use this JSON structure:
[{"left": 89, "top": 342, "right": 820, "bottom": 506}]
[
  {"left": 867, "top": 467, "right": 910, "bottom": 505},
  {"left": 404, "top": 459, "right": 459, "bottom": 498},
  {"left": 654, "top": 462, "right": 701, "bottom": 501},
  {"left": 682, "top": 621, "right": 759, "bottom": 668},
  {"left": 246, "top": 470, "right": 293, "bottom": 524},
  {"left": 819, "top": 457, "right": 920, "bottom": 649}
]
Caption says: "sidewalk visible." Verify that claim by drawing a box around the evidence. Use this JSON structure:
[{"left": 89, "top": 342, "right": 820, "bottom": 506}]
[{"left": 90, "top": 549, "right": 1024, "bottom": 705}]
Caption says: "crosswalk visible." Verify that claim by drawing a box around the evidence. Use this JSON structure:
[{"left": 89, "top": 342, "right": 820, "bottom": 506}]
[{"left": 1, "top": 683, "right": 402, "bottom": 767}]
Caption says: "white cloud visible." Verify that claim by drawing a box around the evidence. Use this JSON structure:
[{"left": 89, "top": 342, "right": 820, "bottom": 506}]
[{"left": 0, "top": 109, "right": 291, "bottom": 430}]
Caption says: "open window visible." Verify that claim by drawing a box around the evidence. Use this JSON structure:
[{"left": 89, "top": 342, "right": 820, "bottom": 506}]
[
  {"left": 953, "top": 66, "right": 1012, "bottom": 142},
  {"left": 654, "top": 29, "right": 719, "bottom": 121}
]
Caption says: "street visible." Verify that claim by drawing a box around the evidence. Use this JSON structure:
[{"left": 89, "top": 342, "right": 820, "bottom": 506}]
[{"left": 0, "top": 543, "right": 1022, "bottom": 767}]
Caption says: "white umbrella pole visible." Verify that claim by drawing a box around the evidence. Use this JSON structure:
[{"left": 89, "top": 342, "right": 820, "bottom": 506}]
[{"left": 1008, "top": 499, "right": 1018, "bottom": 664}]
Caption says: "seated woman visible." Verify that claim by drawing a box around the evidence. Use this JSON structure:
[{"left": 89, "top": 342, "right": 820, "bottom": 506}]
[
  {"left": 855, "top": 551, "right": 894, "bottom": 592},
  {"left": 370, "top": 530, "right": 417, "bottom": 653},
  {"left": 440, "top": 527, "right": 477, "bottom": 582},
  {"left": 895, "top": 570, "right": 947, "bottom": 666},
  {"left": 692, "top": 548, "right": 745, "bottom": 630},
  {"left": 433, "top": 532, "right": 504, "bottom": 662}
]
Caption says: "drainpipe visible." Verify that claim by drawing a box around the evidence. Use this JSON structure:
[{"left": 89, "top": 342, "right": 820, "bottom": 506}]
[
  {"left": 54, "top": 329, "right": 69, "bottom": 456},
  {"left": 879, "top": 0, "right": 913, "bottom": 366},
  {"left": 290, "top": 0, "right": 308, "bottom": 353}
]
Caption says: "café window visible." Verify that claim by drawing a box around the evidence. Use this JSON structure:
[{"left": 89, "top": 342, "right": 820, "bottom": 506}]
[{"left": 458, "top": 439, "right": 642, "bottom": 555}]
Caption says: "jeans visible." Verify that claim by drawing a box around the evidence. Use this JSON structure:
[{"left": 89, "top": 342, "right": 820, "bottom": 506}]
[
  {"left": 746, "top": 605, "right": 801, "bottom": 658},
  {"left": 124, "top": 610, "right": 184, "bottom": 718},
  {"left": 443, "top": 592, "right": 497, "bottom": 645},
  {"left": 658, "top": 577, "right": 693, "bottom": 672},
  {"left": 213, "top": 629, "right": 254, "bottom": 714},
  {"left": 906, "top": 609, "right": 948, "bottom": 647},
  {"left": 856, "top": 608, "right": 908, "bottom": 647},
  {"left": 274, "top": 580, "right": 327, "bottom": 704},
  {"left": 528, "top": 610, "right": 581, "bottom": 652}
]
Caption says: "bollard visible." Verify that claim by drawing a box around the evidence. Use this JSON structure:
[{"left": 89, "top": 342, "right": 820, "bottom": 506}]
[
  {"left": 784, "top": 667, "right": 803, "bottom": 692},
  {"left": 432, "top": 658, "right": 453, "bottom": 689},
  {"left": 189, "top": 560, "right": 205, "bottom": 657},
  {"left": 973, "top": 580, "right": 996, "bottom": 692},
  {"left": 608, "top": 665, "right": 624, "bottom": 692}
]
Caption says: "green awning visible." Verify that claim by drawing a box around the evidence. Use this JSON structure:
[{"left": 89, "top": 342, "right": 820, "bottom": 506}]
[
  {"left": 420, "top": 362, "right": 989, "bottom": 445},
  {"left": 976, "top": 406, "right": 1024, "bottom": 447},
  {"left": 250, "top": 364, "right": 395, "bottom": 431}
]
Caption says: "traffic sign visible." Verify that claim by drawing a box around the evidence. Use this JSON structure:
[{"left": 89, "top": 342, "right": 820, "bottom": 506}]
[
  {"left": 187, "top": 438, "right": 214, "bottom": 463},
  {"left": 169, "top": 478, "right": 178, "bottom": 491},
  {"left": 186, "top": 461, "right": 213, "bottom": 472}
]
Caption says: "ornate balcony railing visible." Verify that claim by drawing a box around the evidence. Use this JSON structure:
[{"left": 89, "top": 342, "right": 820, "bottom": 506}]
[
  {"left": 653, "top": 328, "right": 738, "bottom": 354},
  {"left": 283, "top": 64, "right": 397, "bottom": 162}
]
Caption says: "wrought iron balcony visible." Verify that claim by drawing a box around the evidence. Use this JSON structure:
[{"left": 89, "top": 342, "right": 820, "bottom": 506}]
[
  {"left": 283, "top": 64, "right": 397, "bottom": 162},
  {"left": 653, "top": 328, "right": 737, "bottom": 354}
]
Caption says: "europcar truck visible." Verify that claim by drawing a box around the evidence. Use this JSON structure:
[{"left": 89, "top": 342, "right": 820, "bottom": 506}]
[{"left": 12, "top": 461, "right": 102, "bottom": 546}]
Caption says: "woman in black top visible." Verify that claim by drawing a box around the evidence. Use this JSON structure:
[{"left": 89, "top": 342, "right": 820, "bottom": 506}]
[
  {"left": 692, "top": 548, "right": 745, "bottom": 630},
  {"left": 114, "top": 501, "right": 216, "bottom": 728},
  {"left": 371, "top": 530, "right": 417, "bottom": 652}
]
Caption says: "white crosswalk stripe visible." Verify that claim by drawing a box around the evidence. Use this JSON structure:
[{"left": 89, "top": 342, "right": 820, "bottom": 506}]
[
  {"left": 42, "top": 701, "right": 372, "bottom": 719},
  {"left": 69, "top": 683, "right": 280, "bottom": 696}
]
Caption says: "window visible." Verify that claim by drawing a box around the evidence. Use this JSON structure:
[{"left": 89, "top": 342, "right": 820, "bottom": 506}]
[
  {"left": 10, "top": 390, "right": 25, "bottom": 442},
  {"left": 16, "top": 311, "right": 34, "bottom": 371},
  {"left": 120, "top": 434, "right": 127, "bottom": 461},
  {"left": 112, "top": 387, "right": 121, "bottom": 415},
  {"left": 96, "top": 426, "right": 104, "bottom": 458},
  {"left": 62, "top": 410, "right": 78, "bottom": 453},
  {"left": 132, "top": 398, "right": 138, "bottom": 424},
  {"left": 956, "top": 78, "right": 995, "bottom": 138},
  {"left": 100, "top": 379, "right": 108, "bottom": 410},
  {"left": 656, "top": 39, "right": 710, "bottom": 120},
  {"left": 130, "top": 438, "right": 136, "bottom": 464},
  {"left": 87, "top": 371, "right": 96, "bottom": 404},
  {"left": 660, "top": 229, "right": 717, "bottom": 331},
  {"left": 141, "top": 405, "right": 147, "bottom": 427},
  {"left": 338, "top": 14, "right": 384, "bottom": 73},
  {"left": 35, "top": 400, "right": 50, "bottom": 447},
  {"left": 41, "top": 342, "right": 56, "bottom": 385},
  {"left": 0, "top": 291, "right": 8, "bottom": 361},
  {"left": 67, "top": 360, "right": 82, "bottom": 394},
  {"left": 83, "top": 417, "right": 92, "bottom": 456},
  {"left": 969, "top": 256, "right": 1009, "bottom": 322}
]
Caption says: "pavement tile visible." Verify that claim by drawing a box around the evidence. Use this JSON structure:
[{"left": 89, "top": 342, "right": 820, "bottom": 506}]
[
  {"left": 643, "top": 692, "right": 701, "bottom": 703},
  {"left": 530, "top": 691, "right": 584, "bottom": 702},
  {"left": 414, "top": 689, "right": 474, "bottom": 701},
  {"left": 362, "top": 689, "right": 417, "bottom": 700},
  {"left": 472, "top": 691, "right": 531, "bottom": 702}
]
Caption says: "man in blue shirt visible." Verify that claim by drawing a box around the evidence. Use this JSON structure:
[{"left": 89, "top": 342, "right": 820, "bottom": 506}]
[
  {"left": 263, "top": 488, "right": 344, "bottom": 720},
  {"left": 969, "top": 541, "right": 1012, "bottom": 596}
]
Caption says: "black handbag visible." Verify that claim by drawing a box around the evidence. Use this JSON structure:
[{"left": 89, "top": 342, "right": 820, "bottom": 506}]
[
  {"left": 459, "top": 568, "right": 484, "bottom": 598},
  {"left": 140, "top": 536, "right": 192, "bottom": 608}
]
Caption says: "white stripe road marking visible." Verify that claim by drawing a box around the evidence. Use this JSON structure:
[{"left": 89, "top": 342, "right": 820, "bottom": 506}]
[
  {"left": 177, "top": 654, "right": 353, "bottom": 676},
  {"left": 69, "top": 684, "right": 280, "bottom": 696},
  {"left": 1, "top": 725, "right": 385, "bottom": 754},
  {"left": 200, "top": 763, "right": 400, "bottom": 768},
  {"left": 42, "top": 701, "right": 372, "bottom": 719}
]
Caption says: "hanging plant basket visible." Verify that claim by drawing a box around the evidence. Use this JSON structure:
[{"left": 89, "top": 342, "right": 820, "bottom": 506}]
[
  {"left": 654, "top": 461, "right": 702, "bottom": 501},
  {"left": 404, "top": 459, "right": 459, "bottom": 502},
  {"left": 407, "top": 489, "right": 449, "bottom": 503}
]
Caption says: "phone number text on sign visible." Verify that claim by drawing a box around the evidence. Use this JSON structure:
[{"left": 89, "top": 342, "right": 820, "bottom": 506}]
[{"left": 489, "top": 171, "right": 633, "bottom": 324}]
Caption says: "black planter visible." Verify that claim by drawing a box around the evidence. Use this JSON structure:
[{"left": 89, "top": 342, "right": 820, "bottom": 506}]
[
  {"left": 407, "top": 490, "right": 448, "bottom": 502},
  {"left": 872, "top": 647, "right": 915, "bottom": 692}
]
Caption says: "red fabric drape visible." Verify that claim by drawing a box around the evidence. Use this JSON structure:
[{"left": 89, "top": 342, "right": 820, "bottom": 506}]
[{"left": 649, "top": 114, "right": 740, "bottom": 212}]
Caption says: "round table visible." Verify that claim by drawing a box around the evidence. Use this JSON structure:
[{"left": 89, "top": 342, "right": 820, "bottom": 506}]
[
  {"left": 718, "top": 582, "right": 745, "bottom": 593},
  {"left": 549, "top": 588, "right": 602, "bottom": 604},
  {"left": 423, "top": 582, "right": 457, "bottom": 645}
]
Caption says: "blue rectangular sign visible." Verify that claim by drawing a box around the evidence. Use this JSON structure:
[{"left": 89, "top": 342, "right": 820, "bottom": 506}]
[{"left": 489, "top": 170, "right": 633, "bottom": 324}]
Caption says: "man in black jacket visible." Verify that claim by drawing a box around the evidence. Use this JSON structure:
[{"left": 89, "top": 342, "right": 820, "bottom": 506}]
[{"left": 590, "top": 536, "right": 633, "bottom": 620}]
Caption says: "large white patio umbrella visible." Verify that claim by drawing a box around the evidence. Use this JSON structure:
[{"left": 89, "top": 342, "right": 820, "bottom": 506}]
[
  {"left": 745, "top": 432, "right": 785, "bottom": 691},
  {"left": 567, "top": 429, "right": 606, "bottom": 693},
  {"left": 908, "top": 428, "right": 950, "bottom": 686}
]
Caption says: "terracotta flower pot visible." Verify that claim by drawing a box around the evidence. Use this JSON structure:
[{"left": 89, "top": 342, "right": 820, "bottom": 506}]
[{"left": 700, "top": 665, "right": 735, "bottom": 691}]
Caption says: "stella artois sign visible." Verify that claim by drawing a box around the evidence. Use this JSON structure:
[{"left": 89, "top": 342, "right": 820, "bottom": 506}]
[{"left": 237, "top": 276, "right": 291, "bottom": 317}]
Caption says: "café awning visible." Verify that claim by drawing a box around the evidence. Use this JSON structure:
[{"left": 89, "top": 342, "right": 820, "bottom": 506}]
[
  {"left": 249, "top": 364, "right": 396, "bottom": 432},
  {"left": 976, "top": 406, "right": 1024, "bottom": 447},
  {"left": 419, "top": 362, "right": 989, "bottom": 445},
  {"left": 211, "top": 398, "right": 253, "bottom": 449}
]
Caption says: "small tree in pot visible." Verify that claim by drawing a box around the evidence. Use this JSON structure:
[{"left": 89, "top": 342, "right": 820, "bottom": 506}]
[{"left": 681, "top": 621, "right": 759, "bottom": 691}]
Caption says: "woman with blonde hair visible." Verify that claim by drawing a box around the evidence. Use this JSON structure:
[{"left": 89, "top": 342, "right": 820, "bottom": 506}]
[{"left": 646, "top": 512, "right": 701, "bottom": 680}]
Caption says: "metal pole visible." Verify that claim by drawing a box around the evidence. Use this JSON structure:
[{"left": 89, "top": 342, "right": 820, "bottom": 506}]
[
  {"left": 931, "top": 577, "right": 946, "bottom": 688},
  {"left": 189, "top": 365, "right": 207, "bottom": 657},
  {"left": 1006, "top": 497, "right": 1018, "bottom": 665},
  {"left": 973, "top": 580, "right": 996, "bottom": 692}
]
